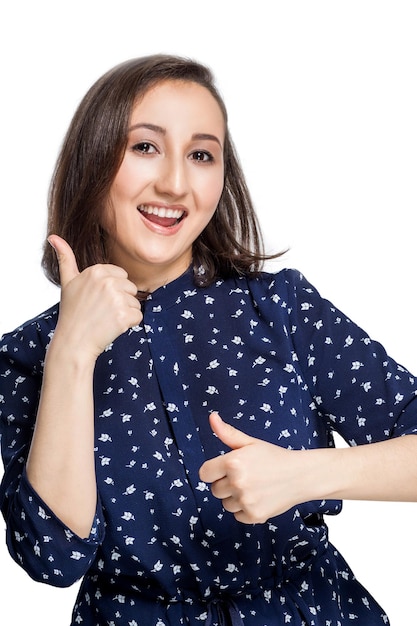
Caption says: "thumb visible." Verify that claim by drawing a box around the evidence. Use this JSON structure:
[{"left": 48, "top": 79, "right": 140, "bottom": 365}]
[
  {"left": 48, "top": 234, "right": 80, "bottom": 287},
  {"left": 209, "top": 412, "right": 254, "bottom": 450}
]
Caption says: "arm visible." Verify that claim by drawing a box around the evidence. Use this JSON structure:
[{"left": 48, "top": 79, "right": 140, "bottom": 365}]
[
  {"left": 26, "top": 334, "right": 97, "bottom": 539},
  {"left": 26, "top": 235, "right": 143, "bottom": 538},
  {"left": 310, "top": 432, "right": 417, "bottom": 502},
  {"left": 200, "top": 271, "right": 417, "bottom": 524},
  {"left": 0, "top": 316, "right": 105, "bottom": 586},
  {"left": 199, "top": 412, "right": 417, "bottom": 524}
]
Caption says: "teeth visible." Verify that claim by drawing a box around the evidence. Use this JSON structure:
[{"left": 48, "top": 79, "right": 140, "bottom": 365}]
[{"left": 138, "top": 204, "right": 184, "bottom": 219}]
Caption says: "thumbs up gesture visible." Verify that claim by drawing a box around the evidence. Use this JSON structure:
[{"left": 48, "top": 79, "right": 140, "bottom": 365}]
[
  {"left": 199, "top": 412, "right": 311, "bottom": 524},
  {"left": 48, "top": 235, "right": 143, "bottom": 361}
]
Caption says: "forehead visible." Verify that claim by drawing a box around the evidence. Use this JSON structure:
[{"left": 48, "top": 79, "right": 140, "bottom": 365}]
[{"left": 130, "top": 80, "right": 226, "bottom": 133}]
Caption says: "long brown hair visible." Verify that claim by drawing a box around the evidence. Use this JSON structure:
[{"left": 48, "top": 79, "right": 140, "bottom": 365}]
[{"left": 42, "top": 54, "right": 282, "bottom": 287}]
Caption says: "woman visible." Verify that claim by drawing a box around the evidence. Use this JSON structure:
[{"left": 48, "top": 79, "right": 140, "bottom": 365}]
[{"left": 1, "top": 54, "right": 416, "bottom": 625}]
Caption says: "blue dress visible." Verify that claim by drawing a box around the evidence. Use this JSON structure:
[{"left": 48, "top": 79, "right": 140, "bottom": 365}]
[{"left": 1, "top": 268, "right": 416, "bottom": 625}]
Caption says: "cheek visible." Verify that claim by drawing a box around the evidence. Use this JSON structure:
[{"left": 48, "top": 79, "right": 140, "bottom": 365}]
[
  {"left": 99, "top": 201, "right": 116, "bottom": 236},
  {"left": 199, "top": 173, "right": 224, "bottom": 212},
  {"left": 111, "top": 155, "right": 155, "bottom": 200},
  {"left": 211, "top": 181, "right": 225, "bottom": 214},
  {"left": 111, "top": 168, "right": 135, "bottom": 199}
]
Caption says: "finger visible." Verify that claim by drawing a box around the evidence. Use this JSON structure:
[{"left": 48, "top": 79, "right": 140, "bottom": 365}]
[
  {"left": 209, "top": 412, "right": 254, "bottom": 450},
  {"left": 210, "top": 476, "right": 232, "bottom": 501},
  {"left": 199, "top": 456, "right": 227, "bottom": 484},
  {"left": 233, "top": 510, "right": 257, "bottom": 525},
  {"left": 127, "top": 295, "right": 144, "bottom": 326},
  {"left": 221, "top": 495, "right": 242, "bottom": 515},
  {"left": 48, "top": 235, "right": 80, "bottom": 288}
]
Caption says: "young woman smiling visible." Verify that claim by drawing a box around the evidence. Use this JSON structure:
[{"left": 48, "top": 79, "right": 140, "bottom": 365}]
[{"left": 1, "top": 54, "right": 417, "bottom": 626}]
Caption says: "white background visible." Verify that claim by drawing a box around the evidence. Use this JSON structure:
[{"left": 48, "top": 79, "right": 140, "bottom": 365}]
[{"left": 0, "top": 1, "right": 416, "bottom": 624}]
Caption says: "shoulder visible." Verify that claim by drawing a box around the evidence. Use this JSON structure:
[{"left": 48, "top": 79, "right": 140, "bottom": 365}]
[
  {"left": 0, "top": 304, "right": 59, "bottom": 371},
  {"left": 238, "top": 268, "right": 340, "bottom": 334},
  {"left": 244, "top": 267, "right": 319, "bottom": 306},
  {"left": 1, "top": 303, "right": 60, "bottom": 342}
]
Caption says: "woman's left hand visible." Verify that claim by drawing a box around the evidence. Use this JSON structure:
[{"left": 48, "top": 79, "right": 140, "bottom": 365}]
[
  {"left": 199, "top": 413, "right": 417, "bottom": 523},
  {"left": 199, "top": 412, "right": 309, "bottom": 523}
]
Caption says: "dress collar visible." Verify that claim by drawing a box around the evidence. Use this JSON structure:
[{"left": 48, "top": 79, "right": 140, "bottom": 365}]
[{"left": 144, "top": 266, "right": 198, "bottom": 311}]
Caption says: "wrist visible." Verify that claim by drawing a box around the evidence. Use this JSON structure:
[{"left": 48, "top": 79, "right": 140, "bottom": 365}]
[
  {"left": 45, "top": 332, "right": 98, "bottom": 375},
  {"left": 301, "top": 447, "right": 352, "bottom": 503}
]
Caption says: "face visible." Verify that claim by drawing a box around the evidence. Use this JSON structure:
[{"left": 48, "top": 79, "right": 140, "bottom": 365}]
[{"left": 104, "top": 79, "right": 225, "bottom": 291}]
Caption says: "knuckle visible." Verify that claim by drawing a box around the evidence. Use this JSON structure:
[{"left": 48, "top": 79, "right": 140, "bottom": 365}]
[
  {"left": 115, "top": 308, "right": 130, "bottom": 328},
  {"left": 87, "top": 263, "right": 106, "bottom": 279},
  {"left": 115, "top": 306, "right": 143, "bottom": 333},
  {"left": 239, "top": 493, "right": 253, "bottom": 511},
  {"left": 211, "top": 483, "right": 221, "bottom": 499},
  {"left": 242, "top": 504, "right": 264, "bottom": 524},
  {"left": 225, "top": 454, "right": 242, "bottom": 474}
]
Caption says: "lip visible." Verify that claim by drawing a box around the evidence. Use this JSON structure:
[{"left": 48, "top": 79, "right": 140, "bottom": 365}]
[{"left": 137, "top": 202, "right": 187, "bottom": 236}]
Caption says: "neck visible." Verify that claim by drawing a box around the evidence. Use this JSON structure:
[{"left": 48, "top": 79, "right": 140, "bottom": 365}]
[{"left": 131, "top": 260, "right": 191, "bottom": 294}]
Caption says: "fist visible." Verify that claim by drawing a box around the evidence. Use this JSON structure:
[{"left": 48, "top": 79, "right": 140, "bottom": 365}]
[{"left": 48, "top": 235, "right": 143, "bottom": 359}]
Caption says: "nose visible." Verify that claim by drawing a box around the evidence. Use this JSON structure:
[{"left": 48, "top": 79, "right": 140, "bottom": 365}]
[{"left": 154, "top": 154, "right": 190, "bottom": 199}]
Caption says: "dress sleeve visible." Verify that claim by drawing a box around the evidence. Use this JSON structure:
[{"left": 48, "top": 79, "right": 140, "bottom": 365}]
[
  {"left": 282, "top": 269, "right": 417, "bottom": 445},
  {"left": 0, "top": 316, "right": 105, "bottom": 587}
]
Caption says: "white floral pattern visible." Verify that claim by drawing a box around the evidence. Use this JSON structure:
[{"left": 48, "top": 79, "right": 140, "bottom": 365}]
[{"left": 2, "top": 268, "right": 416, "bottom": 625}]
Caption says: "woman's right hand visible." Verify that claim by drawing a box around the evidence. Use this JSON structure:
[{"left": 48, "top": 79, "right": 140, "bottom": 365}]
[
  {"left": 48, "top": 234, "right": 143, "bottom": 361},
  {"left": 26, "top": 235, "right": 142, "bottom": 537}
]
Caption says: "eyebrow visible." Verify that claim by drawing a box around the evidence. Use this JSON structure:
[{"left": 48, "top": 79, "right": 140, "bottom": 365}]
[
  {"left": 128, "top": 123, "right": 223, "bottom": 148},
  {"left": 192, "top": 132, "right": 223, "bottom": 148},
  {"left": 128, "top": 122, "right": 166, "bottom": 134}
]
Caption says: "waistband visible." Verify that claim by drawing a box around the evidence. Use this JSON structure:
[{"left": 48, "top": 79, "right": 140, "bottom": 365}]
[{"left": 203, "top": 597, "right": 243, "bottom": 626}]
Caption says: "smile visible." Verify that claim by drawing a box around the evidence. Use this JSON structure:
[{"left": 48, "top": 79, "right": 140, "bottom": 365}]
[{"left": 138, "top": 204, "right": 185, "bottom": 227}]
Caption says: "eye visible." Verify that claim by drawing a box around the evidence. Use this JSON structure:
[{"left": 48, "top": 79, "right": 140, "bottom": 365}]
[
  {"left": 190, "top": 150, "right": 214, "bottom": 163},
  {"left": 132, "top": 142, "right": 157, "bottom": 154}
]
